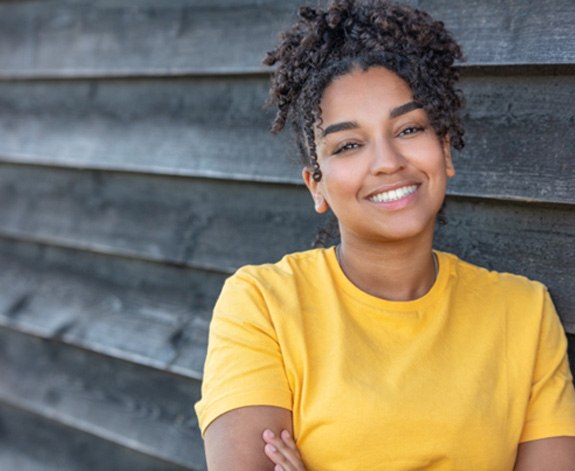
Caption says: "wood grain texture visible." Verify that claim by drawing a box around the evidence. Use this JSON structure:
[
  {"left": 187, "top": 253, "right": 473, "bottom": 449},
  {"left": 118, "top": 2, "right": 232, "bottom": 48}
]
[
  {"left": 0, "top": 76, "right": 299, "bottom": 183},
  {"left": 449, "top": 72, "right": 575, "bottom": 204},
  {"left": 0, "top": 164, "right": 321, "bottom": 271},
  {"left": 418, "top": 0, "right": 575, "bottom": 66},
  {"left": 0, "top": 0, "right": 301, "bottom": 77},
  {"left": 0, "top": 0, "right": 573, "bottom": 78},
  {"left": 0, "top": 403, "right": 195, "bottom": 471},
  {"left": 0, "top": 71, "right": 573, "bottom": 204},
  {"left": 0, "top": 327, "right": 205, "bottom": 470},
  {"left": 0, "top": 237, "right": 223, "bottom": 378}
]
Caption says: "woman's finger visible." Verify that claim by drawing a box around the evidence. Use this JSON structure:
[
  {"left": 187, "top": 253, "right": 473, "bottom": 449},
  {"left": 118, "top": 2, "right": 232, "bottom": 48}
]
[
  {"left": 263, "top": 436, "right": 292, "bottom": 470},
  {"left": 264, "top": 442, "right": 289, "bottom": 470},
  {"left": 262, "top": 429, "right": 306, "bottom": 470},
  {"left": 280, "top": 429, "right": 298, "bottom": 451}
]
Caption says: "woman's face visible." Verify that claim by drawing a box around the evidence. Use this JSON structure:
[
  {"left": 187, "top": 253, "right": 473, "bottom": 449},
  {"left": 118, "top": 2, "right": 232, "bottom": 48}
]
[{"left": 303, "top": 66, "right": 455, "bottom": 245}]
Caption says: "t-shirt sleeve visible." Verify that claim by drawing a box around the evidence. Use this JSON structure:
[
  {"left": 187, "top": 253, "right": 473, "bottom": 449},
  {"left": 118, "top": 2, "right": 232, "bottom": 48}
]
[
  {"left": 194, "top": 272, "right": 292, "bottom": 435},
  {"left": 519, "top": 289, "right": 575, "bottom": 443}
]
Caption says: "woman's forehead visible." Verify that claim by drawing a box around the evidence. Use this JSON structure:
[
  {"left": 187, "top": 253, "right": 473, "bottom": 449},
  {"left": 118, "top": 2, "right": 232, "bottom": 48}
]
[{"left": 319, "top": 67, "right": 414, "bottom": 118}]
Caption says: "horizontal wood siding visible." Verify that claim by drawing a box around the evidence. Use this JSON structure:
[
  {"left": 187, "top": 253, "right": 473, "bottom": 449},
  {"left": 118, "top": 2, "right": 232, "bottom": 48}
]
[
  {"left": 0, "top": 404, "right": 190, "bottom": 471},
  {"left": 0, "top": 328, "right": 204, "bottom": 469},
  {"left": 0, "top": 77, "right": 298, "bottom": 183},
  {"left": 0, "top": 237, "right": 222, "bottom": 378},
  {"left": 0, "top": 0, "right": 573, "bottom": 469},
  {"left": 0, "top": 0, "right": 573, "bottom": 78},
  {"left": 454, "top": 70, "right": 575, "bottom": 204},
  {"left": 0, "top": 165, "right": 320, "bottom": 270},
  {"left": 0, "top": 1, "right": 303, "bottom": 77}
]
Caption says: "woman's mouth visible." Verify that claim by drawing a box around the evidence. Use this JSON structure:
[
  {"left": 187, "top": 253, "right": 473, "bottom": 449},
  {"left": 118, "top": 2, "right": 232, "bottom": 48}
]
[{"left": 368, "top": 184, "right": 418, "bottom": 203}]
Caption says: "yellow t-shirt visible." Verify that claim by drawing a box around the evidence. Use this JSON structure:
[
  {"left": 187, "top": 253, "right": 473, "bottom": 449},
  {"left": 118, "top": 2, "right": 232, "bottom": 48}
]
[{"left": 195, "top": 248, "right": 575, "bottom": 470}]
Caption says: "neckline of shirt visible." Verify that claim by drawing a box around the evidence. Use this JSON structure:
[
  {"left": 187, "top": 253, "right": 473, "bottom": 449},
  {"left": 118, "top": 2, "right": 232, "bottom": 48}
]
[{"left": 324, "top": 246, "right": 452, "bottom": 313}]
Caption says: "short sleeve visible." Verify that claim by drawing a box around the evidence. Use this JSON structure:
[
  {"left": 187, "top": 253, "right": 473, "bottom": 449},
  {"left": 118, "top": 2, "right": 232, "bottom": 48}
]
[
  {"left": 519, "top": 290, "right": 575, "bottom": 442},
  {"left": 194, "top": 273, "right": 292, "bottom": 435}
]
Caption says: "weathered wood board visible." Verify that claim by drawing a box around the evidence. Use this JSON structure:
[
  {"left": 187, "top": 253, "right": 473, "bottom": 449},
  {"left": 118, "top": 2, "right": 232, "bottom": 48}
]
[
  {"left": 0, "top": 404, "right": 193, "bottom": 471},
  {"left": 0, "top": 76, "right": 298, "bottom": 183},
  {"left": 0, "top": 0, "right": 573, "bottom": 78},
  {"left": 0, "top": 164, "right": 321, "bottom": 271},
  {"left": 0, "top": 237, "right": 222, "bottom": 378},
  {"left": 0, "top": 327, "right": 205, "bottom": 469}
]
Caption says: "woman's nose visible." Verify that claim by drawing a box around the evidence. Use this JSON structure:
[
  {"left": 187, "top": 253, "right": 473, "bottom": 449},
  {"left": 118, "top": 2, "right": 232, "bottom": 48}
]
[{"left": 369, "top": 138, "right": 406, "bottom": 175}]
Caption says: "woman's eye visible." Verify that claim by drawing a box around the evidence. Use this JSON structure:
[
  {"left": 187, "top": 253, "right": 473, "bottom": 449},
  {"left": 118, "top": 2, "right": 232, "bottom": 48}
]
[
  {"left": 398, "top": 126, "right": 424, "bottom": 137},
  {"left": 333, "top": 142, "right": 360, "bottom": 155}
]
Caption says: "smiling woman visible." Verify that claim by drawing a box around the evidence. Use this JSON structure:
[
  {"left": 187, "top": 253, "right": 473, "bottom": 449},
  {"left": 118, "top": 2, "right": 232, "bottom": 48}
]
[{"left": 194, "top": 1, "right": 575, "bottom": 470}]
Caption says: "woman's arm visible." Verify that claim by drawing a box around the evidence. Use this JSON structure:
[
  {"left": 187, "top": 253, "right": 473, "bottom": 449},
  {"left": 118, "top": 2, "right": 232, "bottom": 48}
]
[
  {"left": 204, "top": 405, "right": 293, "bottom": 470},
  {"left": 514, "top": 436, "right": 575, "bottom": 470}
]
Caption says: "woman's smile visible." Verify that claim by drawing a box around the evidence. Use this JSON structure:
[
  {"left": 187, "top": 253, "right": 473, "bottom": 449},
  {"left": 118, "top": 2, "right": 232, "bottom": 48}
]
[{"left": 368, "top": 184, "right": 418, "bottom": 203}]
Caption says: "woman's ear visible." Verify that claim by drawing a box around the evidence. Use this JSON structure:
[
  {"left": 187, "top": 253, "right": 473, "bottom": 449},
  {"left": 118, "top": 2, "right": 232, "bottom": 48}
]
[
  {"left": 302, "top": 168, "right": 329, "bottom": 214},
  {"left": 442, "top": 137, "right": 455, "bottom": 178}
]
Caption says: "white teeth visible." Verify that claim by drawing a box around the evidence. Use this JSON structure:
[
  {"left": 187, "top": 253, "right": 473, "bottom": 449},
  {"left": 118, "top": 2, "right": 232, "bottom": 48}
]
[{"left": 369, "top": 185, "right": 418, "bottom": 203}]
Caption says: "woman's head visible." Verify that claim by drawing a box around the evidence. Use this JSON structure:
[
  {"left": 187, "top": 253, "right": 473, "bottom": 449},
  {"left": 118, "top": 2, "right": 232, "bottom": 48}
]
[{"left": 264, "top": 0, "right": 465, "bottom": 182}]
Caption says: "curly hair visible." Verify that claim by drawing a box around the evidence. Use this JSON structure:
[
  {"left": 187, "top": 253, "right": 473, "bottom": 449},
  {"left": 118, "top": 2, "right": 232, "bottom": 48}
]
[{"left": 264, "top": 0, "right": 465, "bottom": 182}]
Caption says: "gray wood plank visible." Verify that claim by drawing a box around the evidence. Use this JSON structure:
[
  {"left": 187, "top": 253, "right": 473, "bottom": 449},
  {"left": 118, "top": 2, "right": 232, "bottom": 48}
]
[
  {"left": 0, "top": 0, "right": 573, "bottom": 78},
  {"left": 0, "top": 327, "right": 206, "bottom": 469},
  {"left": 0, "top": 237, "right": 223, "bottom": 379},
  {"left": 0, "top": 72, "right": 573, "bottom": 204},
  {"left": 449, "top": 71, "right": 575, "bottom": 204},
  {"left": 0, "top": 164, "right": 321, "bottom": 271},
  {"left": 0, "top": 402, "right": 196, "bottom": 471},
  {"left": 419, "top": 0, "right": 575, "bottom": 66},
  {"left": 0, "top": 0, "right": 301, "bottom": 77},
  {"left": 0, "top": 76, "right": 299, "bottom": 184}
]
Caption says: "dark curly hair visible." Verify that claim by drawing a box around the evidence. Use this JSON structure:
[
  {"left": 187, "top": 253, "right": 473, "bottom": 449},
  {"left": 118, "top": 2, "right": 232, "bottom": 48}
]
[{"left": 264, "top": 0, "right": 465, "bottom": 183}]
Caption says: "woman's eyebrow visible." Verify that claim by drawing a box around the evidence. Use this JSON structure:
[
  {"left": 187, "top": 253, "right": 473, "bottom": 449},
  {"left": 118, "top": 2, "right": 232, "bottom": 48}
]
[
  {"left": 321, "top": 101, "right": 422, "bottom": 138},
  {"left": 389, "top": 101, "right": 422, "bottom": 118},
  {"left": 321, "top": 121, "right": 359, "bottom": 137}
]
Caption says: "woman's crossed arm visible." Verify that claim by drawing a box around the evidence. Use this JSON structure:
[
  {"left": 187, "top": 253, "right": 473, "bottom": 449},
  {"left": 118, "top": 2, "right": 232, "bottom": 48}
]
[
  {"left": 204, "top": 406, "right": 575, "bottom": 470},
  {"left": 204, "top": 405, "right": 293, "bottom": 470}
]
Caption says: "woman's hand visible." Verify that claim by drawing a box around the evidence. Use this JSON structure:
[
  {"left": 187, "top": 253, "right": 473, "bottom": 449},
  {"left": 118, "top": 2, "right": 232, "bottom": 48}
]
[{"left": 263, "top": 429, "right": 307, "bottom": 471}]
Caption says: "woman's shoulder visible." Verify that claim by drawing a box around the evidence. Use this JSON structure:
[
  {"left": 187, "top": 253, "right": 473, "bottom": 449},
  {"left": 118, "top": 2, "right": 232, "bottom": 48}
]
[
  {"left": 216, "top": 248, "right": 335, "bottom": 319},
  {"left": 439, "top": 250, "right": 549, "bottom": 300},
  {"left": 232, "top": 247, "right": 334, "bottom": 286}
]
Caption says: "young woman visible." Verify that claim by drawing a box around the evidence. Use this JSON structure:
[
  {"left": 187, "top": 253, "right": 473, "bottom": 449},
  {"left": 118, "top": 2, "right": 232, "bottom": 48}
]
[{"left": 194, "top": 1, "right": 575, "bottom": 469}]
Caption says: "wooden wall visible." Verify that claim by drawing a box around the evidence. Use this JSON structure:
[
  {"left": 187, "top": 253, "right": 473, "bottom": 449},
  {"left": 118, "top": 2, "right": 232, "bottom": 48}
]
[{"left": 0, "top": 0, "right": 573, "bottom": 469}]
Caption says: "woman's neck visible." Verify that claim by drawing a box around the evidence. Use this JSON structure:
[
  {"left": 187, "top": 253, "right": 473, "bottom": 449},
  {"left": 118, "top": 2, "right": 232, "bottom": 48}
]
[{"left": 336, "top": 235, "right": 437, "bottom": 302}]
